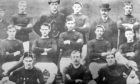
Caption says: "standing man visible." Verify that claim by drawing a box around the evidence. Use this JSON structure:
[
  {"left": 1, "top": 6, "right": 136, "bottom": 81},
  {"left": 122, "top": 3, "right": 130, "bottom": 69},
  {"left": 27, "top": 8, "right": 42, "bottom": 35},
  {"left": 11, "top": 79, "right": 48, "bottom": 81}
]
[
  {"left": 11, "top": 0, "right": 33, "bottom": 52},
  {"left": 117, "top": 1, "right": 140, "bottom": 46},
  {"left": 67, "top": 1, "right": 89, "bottom": 44},
  {"left": 9, "top": 52, "right": 45, "bottom": 84},
  {"left": 0, "top": 7, "right": 9, "bottom": 39},
  {"left": 34, "top": 0, "right": 65, "bottom": 40},
  {"left": 89, "top": 3, "right": 118, "bottom": 51}
]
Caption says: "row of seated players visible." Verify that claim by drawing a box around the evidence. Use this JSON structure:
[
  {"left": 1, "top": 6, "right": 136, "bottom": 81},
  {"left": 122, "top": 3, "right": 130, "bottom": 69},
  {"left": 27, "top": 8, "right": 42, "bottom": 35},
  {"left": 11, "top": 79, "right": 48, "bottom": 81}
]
[
  {"left": 0, "top": 15, "right": 140, "bottom": 84},
  {"left": 2, "top": 51, "right": 140, "bottom": 84}
]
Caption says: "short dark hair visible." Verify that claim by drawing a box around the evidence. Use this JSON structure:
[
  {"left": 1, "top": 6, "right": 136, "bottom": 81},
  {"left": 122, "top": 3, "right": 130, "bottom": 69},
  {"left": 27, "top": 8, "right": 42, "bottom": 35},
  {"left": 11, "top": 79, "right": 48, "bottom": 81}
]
[
  {"left": 48, "top": 0, "right": 60, "bottom": 5},
  {"left": 125, "top": 28, "right": 134, "bottom": 33},
  {"left": 41, "top": 23, "right": 51, "bottom": 30},
  {"left": 7, "top": 25, "right": 16, "bottom": 31},
  {"left": 95, "top": 25, "right": 105, "bottom": 32},
  {"left": 66, "top": 16, "right": 75, "bottom": 22},
  {"left": 124, "top": 1, "right": 133, "bottom": 8},
  {"left": 23, "top": 52, "right": 33, "bottom": 59},
  {"left": 71, "top": 50, "right": 81, "bottom": 57},
  {"left": 74, "top": 2, "right": 83, "bottom": 7}
]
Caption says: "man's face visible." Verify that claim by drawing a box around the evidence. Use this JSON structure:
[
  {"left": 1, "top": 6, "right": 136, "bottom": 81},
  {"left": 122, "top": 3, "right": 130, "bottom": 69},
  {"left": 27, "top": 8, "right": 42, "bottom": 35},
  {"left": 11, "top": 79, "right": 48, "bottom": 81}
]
[
  {"left": 40, "top": 25, "right": 50, "bottom": 37},
  {"left": 66, "top": 20, "right": 75, "bottom": 31},
  {"left": 49, "top": 2, "right": 59, "bottom": 14},
  {"left": 23, "top": 57, "right": 33, "bottom": 69},
  {"left": 100, "top": 9, "right": 109, "bottom": 18},
  {"left": 95, "top": 27, "right": 104, "bottom": 38},
  {"left": 18, "top": 1, "right": 27, "bottom": 13},
  {"left": 106, "top": 55, "right": 116, "bottom": 66},
  {"left": 0, "top": 10, "right": 5, "bottom": 19},
  {"left": 71, "top": 52, "right": 81, "bottom": 66},
  {"left": 72, "top": 4, "right": 82, "bottom": 13},
  {"left": 7, "top": 28, "right": 16, "bottom": 38},
  {"left": 125, "top": 31, "right": 134, "bottom": 41},
  {"left": 124, "top": 5, "right": 133, "bottom": 15}
]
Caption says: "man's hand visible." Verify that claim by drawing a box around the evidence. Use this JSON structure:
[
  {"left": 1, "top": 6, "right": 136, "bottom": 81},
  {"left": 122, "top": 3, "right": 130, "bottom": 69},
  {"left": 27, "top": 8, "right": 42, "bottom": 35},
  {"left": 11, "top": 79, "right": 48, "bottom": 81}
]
[
  {"left": 15, "top": 25, "right": 21, "bottom": 30},
  {"left": 126, "top": 52, "right": 135, "bottom": 57},
  {"left": 77, "top": 39, "right": 83, "bottom": 43},
  {"left": 75, "top": 79, "right": 83, "bottom": 83},
  {"left": 122, "top": 23, "right": 133, "bottom": 29},
  {"left": 14, "top": 51, "right": 21, "bottom": 56},
  {"left": 41, "top": 49, "right": 48, "bottom": 55},
  {"left": 134, "top": 21, "right": 139, "bottom": 26},
  {"left": 101, "top": 52, "right": 108, "bottom": 57},
  {"left": 66, "top": 74, "right": 71, "bottom": 80},
  {"left": 44, "top": 48, "right": 52, "bottom": 52},
  {"left": 6, "top": 52, "right": 10, "bottom": 55},
  {"left": 64, "top": 40, "right": 71, "bottom": 44}
]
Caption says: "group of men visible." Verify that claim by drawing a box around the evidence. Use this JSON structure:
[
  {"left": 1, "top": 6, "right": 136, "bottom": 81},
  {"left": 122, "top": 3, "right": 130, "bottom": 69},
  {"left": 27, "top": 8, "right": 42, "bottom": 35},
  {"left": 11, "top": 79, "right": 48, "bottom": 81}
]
[{"left": 0, "top": 0, "right": 139, "bottom": 84}]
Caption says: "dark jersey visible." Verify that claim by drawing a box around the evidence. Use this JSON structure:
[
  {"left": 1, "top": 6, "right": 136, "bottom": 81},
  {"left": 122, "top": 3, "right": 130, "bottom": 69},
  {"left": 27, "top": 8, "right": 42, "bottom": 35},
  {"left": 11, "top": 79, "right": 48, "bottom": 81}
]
[
  {"left": 0, "top": 39, "right": 23, "bottom": 63},
  {"left": 87, "top": 39, "right": 111, "bottom": 63},
  {"left": 32, "top": 38, "right": 57, "bottom": 62},
  {"left": 97, "top": 64, "right": 129, "bottom": 84},
  {"left": 9, "top": 67, "right": 45, "bottom": 84},
  {"left": 59, "top": 30, "right": 83, "bottom": 57},
  {"left": 119, "top": 41, "right": 140, "bottom": 69},
  {"left": 64, "top": 64, "right": 88, "bottom": 84},
  {"left": 67, "top": 13, "right": 89, "bottom": 43},
  {"left": 11, "top": 13, "right": 32, "bottom": 41}
]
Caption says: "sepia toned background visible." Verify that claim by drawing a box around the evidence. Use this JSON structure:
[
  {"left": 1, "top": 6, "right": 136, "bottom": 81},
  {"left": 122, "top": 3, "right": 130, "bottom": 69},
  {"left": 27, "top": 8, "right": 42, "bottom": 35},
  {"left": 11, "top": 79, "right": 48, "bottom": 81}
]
[{"left": 0, "top": 0, "right": 140, "bottom": 39}]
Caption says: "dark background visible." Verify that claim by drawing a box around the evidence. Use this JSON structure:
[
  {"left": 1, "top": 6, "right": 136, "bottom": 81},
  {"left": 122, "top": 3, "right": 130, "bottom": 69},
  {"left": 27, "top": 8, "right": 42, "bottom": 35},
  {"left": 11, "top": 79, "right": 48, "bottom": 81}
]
[{"left": 0, "top": 0, "right": 140, "bottom": 40}]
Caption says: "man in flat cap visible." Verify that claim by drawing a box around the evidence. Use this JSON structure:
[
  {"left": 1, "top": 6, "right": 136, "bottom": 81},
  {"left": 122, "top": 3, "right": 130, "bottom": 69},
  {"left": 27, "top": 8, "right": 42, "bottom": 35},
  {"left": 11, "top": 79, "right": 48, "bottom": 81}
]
[
  {"left": 89, "top": 3, "right": 118, "bottom": 53},
  {"left": 117, "top": 1, "right": 140, "bottom": 46}
]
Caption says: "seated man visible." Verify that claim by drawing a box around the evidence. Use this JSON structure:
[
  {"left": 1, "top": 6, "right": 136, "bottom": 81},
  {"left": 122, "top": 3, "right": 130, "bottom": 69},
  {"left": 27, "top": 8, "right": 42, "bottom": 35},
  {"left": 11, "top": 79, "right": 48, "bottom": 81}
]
[
  {"left": 8, "top": 52, "right": 45, "bottom": 84},
  {"left": 87, "top": 25, "right": 111, "bottom": 80},
  {"left": 59, "top": 16, "right": 84, "bottom": 76},
  {"left": 32, "top": 23, "right": 58, "bottom": 84},
  {"left": 97, "top": 54, "right": 130, "bottom": 84},
  {"left": 116, "top": 29, "right": 140, "bottom": 70},
  {"left": 0, "top": 25, "right": 23, "bottom": 79},
  {"left": 64, "top": 50, "right": 90, "bottom": 84}
]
